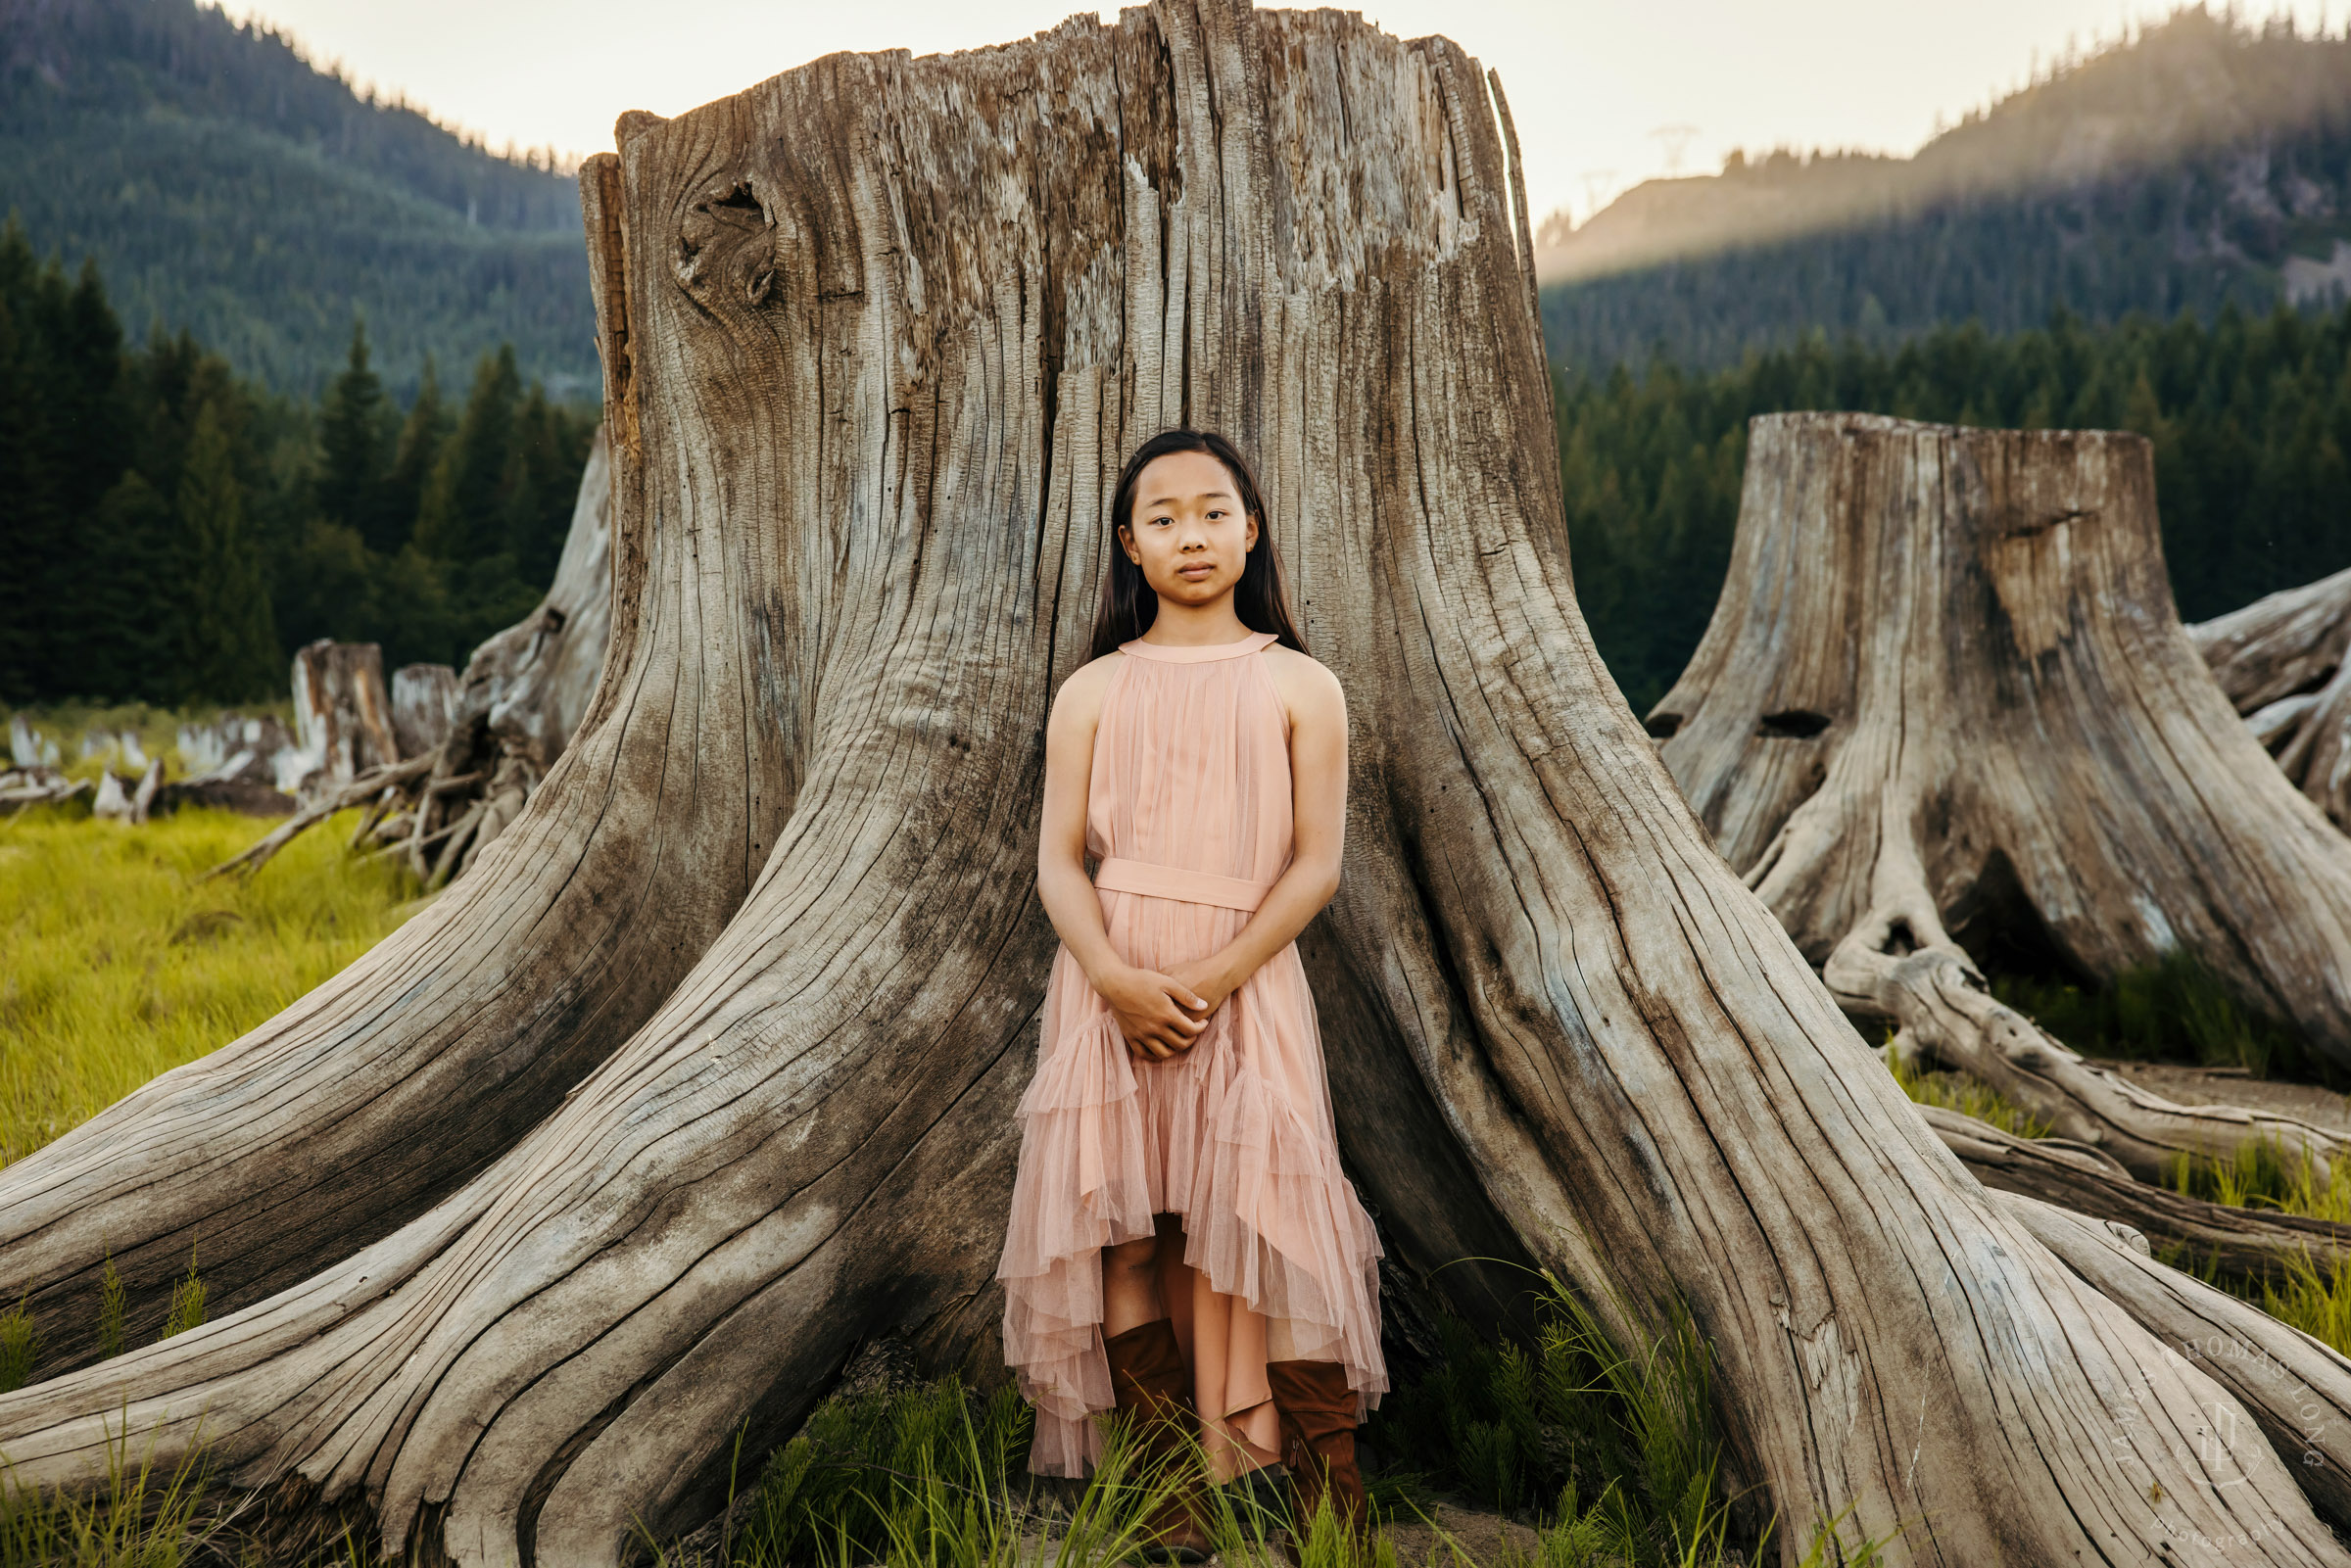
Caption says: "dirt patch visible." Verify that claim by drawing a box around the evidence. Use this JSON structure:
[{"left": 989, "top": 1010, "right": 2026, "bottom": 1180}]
[
  {"left": 2087, "top": 1057, "right": 2351, "bottom": 1135},
  {"left": 1375, "top": 1499, "right": 1542, "bottom": 1563}
]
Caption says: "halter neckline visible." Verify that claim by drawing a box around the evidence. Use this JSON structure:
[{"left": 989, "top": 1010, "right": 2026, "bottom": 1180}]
[{"left": 1119, "top": 630, "right": 1279, "bottom": 663}]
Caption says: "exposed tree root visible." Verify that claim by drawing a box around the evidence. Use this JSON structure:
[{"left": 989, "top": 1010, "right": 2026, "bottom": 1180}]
[
  {"left": 1829, "top": 928, "right": 2346, "bottom": 1183},
  {"left": 202, "top": 754, "right": 434, "bottom": 880},
  {"left": 1929, "top": 1106, "right": 2351, "bottom": 1280},
  {"left": 2006, "top": 1192, "right": 2351, "bottom": 1532},
  {"left": 2192, "top": 565, "right": 2351, "bottom": 832}
]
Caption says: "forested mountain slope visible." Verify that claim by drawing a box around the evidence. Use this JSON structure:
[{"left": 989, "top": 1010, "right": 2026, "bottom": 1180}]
[
  {"left": 1540, "top": 10, "right": 2351, "bottom": 370},
  {"left": 0, "top": 0, "right": 596, "bottom": 397}
]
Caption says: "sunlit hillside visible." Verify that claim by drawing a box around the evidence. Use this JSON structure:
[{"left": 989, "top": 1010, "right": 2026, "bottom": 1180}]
[{"left": 1541, "top": 9, "right": 2351, "bottom": 368}]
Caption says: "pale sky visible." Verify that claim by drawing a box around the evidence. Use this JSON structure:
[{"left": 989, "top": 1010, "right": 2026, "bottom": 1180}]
[{"left": 227, "top": 0, "right": 2333, "bottom": 227}]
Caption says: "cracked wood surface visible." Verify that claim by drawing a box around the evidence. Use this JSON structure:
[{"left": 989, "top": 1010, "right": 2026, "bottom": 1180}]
[
  {"left": 0, "top": 12, "right": 2344, "bottom": 1567},
  {"left": 2007, "top": 1193, "right": 2351, "bottom": 1531},
  {"left": 0, "top": 389, "right": 767, "bottom": 1371},
  {"left": 1657, "top": 413, "right": 2351, "bottom": 1184}
]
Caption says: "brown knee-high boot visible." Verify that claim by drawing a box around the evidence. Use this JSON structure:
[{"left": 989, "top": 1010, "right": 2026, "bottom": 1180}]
[
  {"left": 1267, "top": 1359, "right": 1367, "bottom": 1548},
  {"left": 1104, "top": 1318, "right": 1213, "bottom": 1563}
]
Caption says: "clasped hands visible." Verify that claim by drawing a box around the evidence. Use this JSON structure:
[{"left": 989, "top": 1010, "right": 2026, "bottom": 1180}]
[{"left": 1092, "top": 960, "right": 1237, "bottom": 1060}]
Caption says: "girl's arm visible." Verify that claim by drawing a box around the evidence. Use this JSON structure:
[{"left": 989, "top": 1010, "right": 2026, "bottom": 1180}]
[
  {"left": 1166, "top": 654, "right": 1347, "bottom": 1022},
  {"left": 1036, "top": 658, "right": 1212, "bottom": 1059}
]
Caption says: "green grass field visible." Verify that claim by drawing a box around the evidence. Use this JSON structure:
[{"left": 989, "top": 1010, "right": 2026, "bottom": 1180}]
[{"left": 0, "top": 802, "right": 420, "bottom": 1168}]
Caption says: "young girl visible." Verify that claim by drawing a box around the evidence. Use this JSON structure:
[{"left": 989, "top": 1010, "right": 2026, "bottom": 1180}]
[{"left": 997, "top": 430, "right": 1386, "bottom": 1555}]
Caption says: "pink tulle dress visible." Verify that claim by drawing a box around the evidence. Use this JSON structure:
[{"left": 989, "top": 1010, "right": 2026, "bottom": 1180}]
[{"left": 997, "top": 629, "right": 1387, "bottom": 1479}]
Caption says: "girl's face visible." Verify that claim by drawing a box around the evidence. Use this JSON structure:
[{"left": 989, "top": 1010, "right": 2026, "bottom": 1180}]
[{"left": 1120, "top": 451, "right": 1258, "bottom": 610}]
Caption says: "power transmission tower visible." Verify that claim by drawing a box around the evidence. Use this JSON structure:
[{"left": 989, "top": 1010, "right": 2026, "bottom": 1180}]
[{"left": 1650, "top": 123, "right": 1699, "bottom": 177}]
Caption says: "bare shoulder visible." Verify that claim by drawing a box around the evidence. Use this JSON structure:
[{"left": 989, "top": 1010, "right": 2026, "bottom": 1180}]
[
  {"left": 1260, "top": 644, "right": 1346, "bottom": 727},
  {"left": 1049, "top": 651, "right": 1125, "bottom": 731}
]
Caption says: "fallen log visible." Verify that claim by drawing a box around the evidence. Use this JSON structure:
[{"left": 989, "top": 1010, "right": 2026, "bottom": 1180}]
[
  {"left": 2193, "top": 565, "right": 2351, "bottom": 715},
  {"left": 1925, "top": 1104, "right": 2351, "bottom": 1281},
  {"left": 153, "top": 763, "right": 297, "bottom": 819},
  {"left": 0, "top": 769, "right": 86, "bottom": 813}
]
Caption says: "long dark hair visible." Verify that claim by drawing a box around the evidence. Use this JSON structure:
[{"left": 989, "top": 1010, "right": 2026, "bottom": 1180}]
[{"left": 1087, "top": 429, "right": 1309, "bottom": 660}]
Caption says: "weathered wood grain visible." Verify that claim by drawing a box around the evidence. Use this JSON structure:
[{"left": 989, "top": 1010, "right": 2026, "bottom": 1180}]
[
  {"left": 1656, "top": 413, "right": 2351, "bottom": 1182},
  {"left": 0, "top": 11, "right": 2345, "bottom": 1567},
  {"left": 2008, "top": 1193, "right": 2351, "bottom": 1531},
  {"left": 0, "top": 334, "right": 770, "bottom": 1370},
  {"left": 2191, "top": 565, "right": 2351, "bottom": 831}
]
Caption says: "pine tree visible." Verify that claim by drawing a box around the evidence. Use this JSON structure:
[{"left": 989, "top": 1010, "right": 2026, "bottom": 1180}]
[
  {"left": 85, "top": 471, "right": 184, "bottom": 701},
  {"left": 0, "top": 224, "right": 597, "bottom": 699},
  {"left": 52, "top": 257, "right": 126, "bottom": 528},
  {"left": 414, "top": 345, "right": 520, "bottom": 566},
  {"left": 179, "top": 400, "right": 279, "bottom": 701},
  {"left": 316, "top": 319, "right": 394, "bottom": 550},
  {"left": 0, "top": 222, "right": 56, "bottom": 704},
  {"left": 382, "top": 356, "right": 450, "bottom": 552},
  {"left": 503, "top": 382, "right": 583, "bottom": 588}
]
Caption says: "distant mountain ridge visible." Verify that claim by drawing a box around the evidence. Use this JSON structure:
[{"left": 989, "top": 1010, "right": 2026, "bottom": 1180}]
[
  {"left": 1539, "top": 9, "right": 2351, "bottom": 370},
  {"left": 0, "top": 0, "right": 598, "bottom": 397}
]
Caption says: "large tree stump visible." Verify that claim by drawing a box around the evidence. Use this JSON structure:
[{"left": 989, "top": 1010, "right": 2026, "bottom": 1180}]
[
  {"left": 289, "top": 640, "right": 400, "bottom": 801},
  {"left": 389, "top": 664, "right": 459, "bottom": 760},
  {"left": 2190, "top": 565, "right": 2351, "bottom": 831},
  {"left": 1653, "top": 413, "right": 2351, "bottom": 1180},
  {"left": 1, "top": 15, "right": 2348, "bottom": 1567}
]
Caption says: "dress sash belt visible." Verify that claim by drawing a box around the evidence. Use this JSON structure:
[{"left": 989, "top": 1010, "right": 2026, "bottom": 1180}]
[{"left": 1093, "top": 856, "right": 1274, "bottom": 913}]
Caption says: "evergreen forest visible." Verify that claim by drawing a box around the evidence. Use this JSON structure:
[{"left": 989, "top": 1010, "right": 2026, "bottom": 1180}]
[
  {"left": 12, "top": 236, "right": 2351, "bottom": 733},
  {"left": 1565, "top": 303, "right": 2351, "bottom": 712},
  {"left": 0, "top": 220, "right": 596, "bottom": 708}
]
